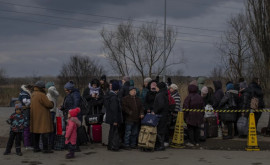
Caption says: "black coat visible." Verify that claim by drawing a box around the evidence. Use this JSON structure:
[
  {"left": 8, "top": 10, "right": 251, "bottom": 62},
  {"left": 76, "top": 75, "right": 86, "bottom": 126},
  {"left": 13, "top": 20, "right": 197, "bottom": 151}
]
[
  {"left": 82, "top": 87, "right": 104, "bottom": 109},
  {"left": 144, "top": 90, "right": 157, "bottom": 111},
  {"left": 153, "top": 88, "right": 169, "bottom": 134},
  {"left": 105, "top": 91, "right": 123, "bottom": 125},
  {"left": 242, "top": 82, "right": 265, "bottom": 110},
  {"left": 212, "top": 81, "right": 224, "bottom": 109},
  {"left": 218, "top": 90, "right": 238, "bottom": 122},
  {"left": 119, "top": 81, "right": 130, "bottom": 101}
]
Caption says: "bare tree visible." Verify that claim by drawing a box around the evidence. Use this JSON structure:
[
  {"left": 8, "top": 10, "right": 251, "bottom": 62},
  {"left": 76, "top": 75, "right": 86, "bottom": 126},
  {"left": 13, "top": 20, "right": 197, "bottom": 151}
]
[
  {"left": 218, "top": 14, "right": 251, "bottom": 81},
  {"left": 101, "top": 21, "right": 183, "bottom": 83},
  {"left": 58, "top": 55, "right": 104, "bottom": 91},
  {"left": 247, "top": 0, "right": 270, "bottom": 88},
  {"left": 210, "top": 66, "right": 224, "bottom": 80},
  {"left": 0, "top": 67, "right": 7, "bottom": 85}
]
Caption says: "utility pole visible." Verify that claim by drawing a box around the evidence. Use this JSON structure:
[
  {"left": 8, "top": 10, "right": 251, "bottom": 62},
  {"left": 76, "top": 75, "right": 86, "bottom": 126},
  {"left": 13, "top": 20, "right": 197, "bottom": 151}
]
[{"left": 163, "top": 0, "right": 167, "bottom": 83}]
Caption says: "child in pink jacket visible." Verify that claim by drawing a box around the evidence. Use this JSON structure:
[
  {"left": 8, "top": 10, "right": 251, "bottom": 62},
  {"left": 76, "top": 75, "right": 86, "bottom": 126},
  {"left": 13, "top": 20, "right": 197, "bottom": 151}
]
[{"left": 65, "top": 107, "right": 81, "bottom": 159}]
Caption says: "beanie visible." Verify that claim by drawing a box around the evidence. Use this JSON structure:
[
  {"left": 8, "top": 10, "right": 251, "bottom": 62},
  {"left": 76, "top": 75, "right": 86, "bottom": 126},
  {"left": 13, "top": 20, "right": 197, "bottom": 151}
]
[
  {"left": 169, "top": 84, "right": 178, "bottom": 90},
  {"left": 64, "top": 81, "right": 75, "bottom": 90},
  {"left": 201, "top": 86, "right": 208, "bottom": 95},
  {"left": 144, "top": 77, "right": 152, "bottom": 84},
  {"left": 34, "top": 80, "right": 45, "bottom": 88},
  {"left": 69, "top": 107, "right": 80, "bottom": 117},
  {"left": 112, "top": 80, "right": 120, "bottom": 91},
  {"left": 157, "top": 82, "right": 166, "bottom": 90},
  {"left": 129, "top": 86, "right": 136, "bottom": 91},
  {"left": 100, "top": 75, "right": 107, "bottom": 81},
  {"left": 226, "top": 83, "right": 234, "bottom": 91},
  {"left": 123, "top": 76, "right": 130, "bottom": 82},
  {"left": 45, "top": 82, "right": 55, "bottom": 89},
  {"left": 15, "top": 103, "right": 22, "bottom": 110}
]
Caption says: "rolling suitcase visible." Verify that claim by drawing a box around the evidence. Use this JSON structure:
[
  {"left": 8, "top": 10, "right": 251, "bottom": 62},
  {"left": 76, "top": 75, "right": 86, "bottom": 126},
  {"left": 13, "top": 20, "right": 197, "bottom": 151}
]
[
  {"left": 206, "top": 117, "right": 218, "bottom": 138},
  {"left": 89, "top": 125, "right": 102, "bottom": 143},
  {"left": 138, "top": 125, "right": 157, "bottom": 151},
  {"left": 102, "top": 123, "right": 110, "bottom": 145}
]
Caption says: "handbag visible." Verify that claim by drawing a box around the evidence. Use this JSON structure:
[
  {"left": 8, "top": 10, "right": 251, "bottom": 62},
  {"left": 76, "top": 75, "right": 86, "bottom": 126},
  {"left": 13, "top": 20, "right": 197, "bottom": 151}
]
[
  {"left": 141, "top": 114, "right": 160, "bottom": 127},
  {"left": 85, "top": 108, "right": 103, "bottom": 125}
]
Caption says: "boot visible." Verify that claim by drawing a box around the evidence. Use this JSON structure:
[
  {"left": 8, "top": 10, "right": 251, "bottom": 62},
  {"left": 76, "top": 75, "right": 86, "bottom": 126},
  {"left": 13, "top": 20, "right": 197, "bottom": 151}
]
[
  {"left": 3, "top": 150, "right": 11, "bottom": 155},
  {"left": 16, "top": 148, "right": 23, "bottom": 156},
  {"left": 66, "top": 152, "right": 75, "bottom": 159},
  {"left": 155, "top": 134, "right": 165, "bottom": 151}
]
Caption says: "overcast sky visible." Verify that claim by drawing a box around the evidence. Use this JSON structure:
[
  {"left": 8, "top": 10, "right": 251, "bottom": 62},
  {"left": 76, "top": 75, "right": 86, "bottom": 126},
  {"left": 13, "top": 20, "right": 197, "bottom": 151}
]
[{"left": 0, "top": 0, "right": 245, "bottom": 77}]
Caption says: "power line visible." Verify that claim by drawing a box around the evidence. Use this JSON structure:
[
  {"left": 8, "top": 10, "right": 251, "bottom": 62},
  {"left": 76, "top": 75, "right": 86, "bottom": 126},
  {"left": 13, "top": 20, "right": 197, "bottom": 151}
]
[
  {"left": 0, "top": 0, "right": 225, "bottom": 33},
  {"left": 0, "top": 8, "right": 220, "bottom": 38},
  {"left": 0, "top": 15, "right": 215, "bottom": 45}
]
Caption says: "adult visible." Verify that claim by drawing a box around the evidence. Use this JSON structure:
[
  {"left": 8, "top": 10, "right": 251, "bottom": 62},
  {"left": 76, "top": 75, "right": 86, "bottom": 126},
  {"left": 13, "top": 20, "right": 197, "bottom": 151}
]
[
  {"left": 105, "top": 80, "right": 123, "bottom": 151},
  {"left": 144, "top": 80, "right": 158, "bottom": 114},
  {"left": 100, "top": 75, "right": 110, "bottom": 96},
  {"left": 45, "top": 81, "right": 59, "bottom": 150},
  {"left": 166, "top": 77, "right": 172, "bottom": 87},
  {"left": 30, "top": 81, "right": 54, "bottom": 153},
  {"left": 153, "top": 82, "right": 169, "bottom": 151},
  {"left": 18, "top": 84, "right": 33, "bottom": 150},
  {"left": 218, "top": 83, "right": 238, "bottom": 139},
  {"left": 197, "top": 77, "right": 206, "bottom": 94},
  {"left": 183, "top": 84, "right": 204, "bottom": 147},
  {"left": 212, "top": 80, "right": 224, "bottom": 109},
  {"left": 169, "top": 84, "right": 181, "bottom": 112},
  {"left": 82, "top": 79, "right": 104, "bottom": 114},
  {"left": 119, "top": 76, "right": 131, "bottom": 101},
  {"left": 242, "top": 78, "right": 265, "bottom": 128},
  {"left": 140, "top": 77, "right": 152, "bottom": 104}
]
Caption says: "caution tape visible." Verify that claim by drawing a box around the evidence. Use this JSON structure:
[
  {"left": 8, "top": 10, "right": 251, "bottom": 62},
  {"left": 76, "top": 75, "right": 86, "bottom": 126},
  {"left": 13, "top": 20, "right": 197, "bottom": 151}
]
[{"left": 182, "top": 109, "right": 270, "bottom": 113}]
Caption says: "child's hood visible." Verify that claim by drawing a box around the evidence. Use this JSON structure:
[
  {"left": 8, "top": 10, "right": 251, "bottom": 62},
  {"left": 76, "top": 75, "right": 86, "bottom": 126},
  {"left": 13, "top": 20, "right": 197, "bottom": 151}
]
[{"left": 70, "top": 117, "right": 81, "bottom": 126}]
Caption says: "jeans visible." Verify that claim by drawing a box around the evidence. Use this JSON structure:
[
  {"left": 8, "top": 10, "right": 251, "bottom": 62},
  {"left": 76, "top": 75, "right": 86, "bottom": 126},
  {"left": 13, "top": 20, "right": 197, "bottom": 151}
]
[{"left": 124, "top": 122, "right": 139, "bottom": 147}]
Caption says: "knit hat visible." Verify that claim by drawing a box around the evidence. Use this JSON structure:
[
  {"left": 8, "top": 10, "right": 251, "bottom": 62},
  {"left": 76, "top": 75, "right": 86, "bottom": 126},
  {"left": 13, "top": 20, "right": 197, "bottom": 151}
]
[
  {"left": 64, "top": 81, "right": 75, "bottom": 90},
  {"left": 100, "top": 75, "right": 107, "bottom": 81},
  {"left": 15, "top": 103, "right": 22, "bottom": 110},
  {"left": 129, "top": 86, "right": 136, "bottom": 91},
  {"left": 34, "top": 80, "right": 45, "bottom": 88},
  {"left": 226, "top": 83, "right": 234, "bottom": 91},
  {"left": 239, "top": 82, "right": 247, "bottom": 89},
  {"left": 69, "top": 107, "right": 80, "bottom": 117},
  {"left": 201, "top": 86, "right": 208, "bottom": 95},
  {"left": 189, "top": 80, "right": 198, "bottom": 86},
  {"left": 157, "top": 82, "right": 167, "bottom": 90},
  {"left": 150, "top": 81, "right": 157, "bottom": 89},
  {"left": 123, "top": 76, "right": 130, "bottom": 82},
  {"left": 170, "top": 84, "right": 178, "bottom": 90},
  {"left": 45, "top": 82, "right": 55, "bottom": 89},
  {"left": 144, "top": 77, "right": 152, "bottom": 84},
  {"left": 112, "top": 80, "right": 120, "bottom": 91}
]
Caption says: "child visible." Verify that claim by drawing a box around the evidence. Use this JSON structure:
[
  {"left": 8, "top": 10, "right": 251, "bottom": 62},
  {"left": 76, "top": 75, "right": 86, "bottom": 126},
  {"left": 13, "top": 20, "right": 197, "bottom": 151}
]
[
  {"left": 4, "top": 103, "right": 27, "bottom": 156},
  {"left": 65, "top": 107, "right": 81, "bottom": 159}
]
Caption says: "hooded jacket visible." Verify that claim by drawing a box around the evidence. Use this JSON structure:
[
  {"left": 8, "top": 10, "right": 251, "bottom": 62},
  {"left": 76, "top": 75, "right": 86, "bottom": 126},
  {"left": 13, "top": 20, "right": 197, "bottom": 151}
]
[
  {"left": 65, "top": 117, "right": 81, "bottom": 145},
  {"left": 46, "top": 86, "right": 59, "bottom": 113},
  {"left": 183, "top": 85, "right": 204, "bottom": 127},
  {"left": 105, "top": 91, "right": 123, "bottom": 124},
  {"left": 213, "top": 81, "right": 224, "bottom": 109}
]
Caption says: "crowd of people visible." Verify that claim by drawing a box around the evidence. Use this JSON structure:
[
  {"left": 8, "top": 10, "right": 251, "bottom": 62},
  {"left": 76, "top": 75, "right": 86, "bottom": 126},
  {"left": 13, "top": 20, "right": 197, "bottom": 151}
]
[{"left": 3, "top": 75, "right": 265, "bottom": 158}]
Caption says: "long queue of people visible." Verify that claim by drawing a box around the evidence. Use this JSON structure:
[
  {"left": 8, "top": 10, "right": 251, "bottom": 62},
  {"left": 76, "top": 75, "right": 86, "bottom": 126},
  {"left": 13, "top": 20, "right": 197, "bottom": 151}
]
[{"left": 3, "top": 75, "right": 265, "bottom": 158}]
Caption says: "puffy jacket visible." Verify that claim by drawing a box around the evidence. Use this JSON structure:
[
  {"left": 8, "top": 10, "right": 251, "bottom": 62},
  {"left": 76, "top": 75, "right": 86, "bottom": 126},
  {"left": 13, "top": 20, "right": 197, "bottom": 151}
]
[
  {"left": 242, "top": 82, "right": 265, "bottom": 110},
  {"left": 61, "top": 89, "right": 81, "bottom": 119},
  {"left": 122, "top": 95, "right": 144, "bottom": 123},
  {"left": 46, "top": 86, "right": 59, "bottom": 113},
  {"left": 65, "top": 117, "right": 81, "bottom": 145},
  {"left": 218, "top": 90, "right": 238, "bottom": 122}
]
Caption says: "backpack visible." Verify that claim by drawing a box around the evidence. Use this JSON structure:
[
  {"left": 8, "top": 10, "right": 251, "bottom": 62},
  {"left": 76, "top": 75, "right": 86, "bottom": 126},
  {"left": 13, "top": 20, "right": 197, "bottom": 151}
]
[{"left": 250, "top": 97, "right": 259, "bottom": 110}]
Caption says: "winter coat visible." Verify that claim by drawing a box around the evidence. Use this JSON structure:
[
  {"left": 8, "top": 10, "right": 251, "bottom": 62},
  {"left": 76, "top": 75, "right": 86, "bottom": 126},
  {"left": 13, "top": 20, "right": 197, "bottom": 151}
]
[
  {"left": 140, "top": 87, "right": 149, "bottom": 104},
  {"left": 82, "top": 86, "right": 104, "bottom": 108},
  {"left": 18, "top": 85, "right": 31, "bottom": 107},
  {"left": 171, "top": 90, "right": 181, "bottom": 111},
  {"left": 153, "top": 88, "right": 169, "bottom": 134},
  {"left": 8, "top": 112, "right": 27, "bottom": 132},
  {"left": 212, "top": 81, "right": 224, "bottom": 109},
  {"left": 119, "top": 81, "right": 130, "bottom": 100},
  {"left": 61, "top": 89, "right": 81, "bottom": 119},
  {"left": 100, "top": 81, "right": 110, "bottom": 95},
  {"left": 144, "top": 90, "right": 157, "bottom": 112},
  {"left": 65, "top": 117, "right": 81, "bottom": 145},
  {"left": 30, "top": 87, "right": 54, "bottom": 133},
  {"left": 46, "top": 86, "right": 59, "bottom": 113},
  {"left": 218, "top": 90, "right": 239, "bottom": 122},
  {"left": 242, "top": 82, "right": 265, "bottom": 110},
  {"left": 122, "top": 95, "right": 144, "bottom": 123},
  {"left": 183, "top": 85, "right": 204, "bottom": 127},
  {"left": 105, "top": 91, "right": 123, "bottom": 124},
  {"left": 18, "top": 85, "right": 31, "bottom": 125}
]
